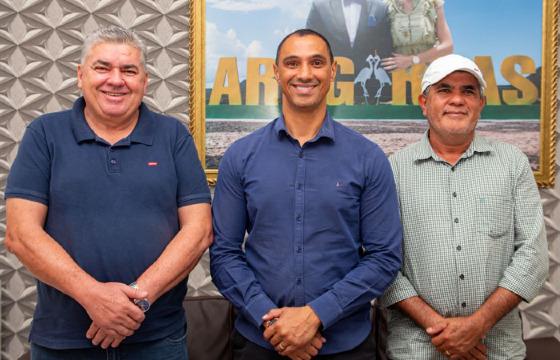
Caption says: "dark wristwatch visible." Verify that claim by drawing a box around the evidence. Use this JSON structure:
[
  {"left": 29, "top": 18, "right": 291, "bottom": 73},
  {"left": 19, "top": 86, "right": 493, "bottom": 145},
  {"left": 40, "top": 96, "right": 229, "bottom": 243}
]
[{"left": 129, "top": 282, "right": 151, "bottom": 312}]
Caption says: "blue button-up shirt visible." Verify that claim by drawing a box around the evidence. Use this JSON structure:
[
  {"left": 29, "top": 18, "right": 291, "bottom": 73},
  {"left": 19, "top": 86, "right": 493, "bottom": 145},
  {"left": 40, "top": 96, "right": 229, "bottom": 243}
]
[{"left": 210, "top": 114, "right": 402, "bottom": 354}]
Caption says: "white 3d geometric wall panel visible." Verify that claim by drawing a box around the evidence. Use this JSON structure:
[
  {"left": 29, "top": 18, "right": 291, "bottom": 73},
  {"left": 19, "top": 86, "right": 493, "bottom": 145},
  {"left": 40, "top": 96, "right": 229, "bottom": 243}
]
[
  {"left": 0, "top": 1, "right": 195, "bottom": 359},
  {"left": 0, "top": 1, "right": 558, "bottom": 360}
]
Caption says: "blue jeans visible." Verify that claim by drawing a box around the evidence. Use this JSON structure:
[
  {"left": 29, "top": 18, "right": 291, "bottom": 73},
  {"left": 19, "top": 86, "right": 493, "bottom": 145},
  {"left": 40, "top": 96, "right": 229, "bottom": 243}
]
[{"left": 31, "top": 327, "right": 188, "bottom": 360}]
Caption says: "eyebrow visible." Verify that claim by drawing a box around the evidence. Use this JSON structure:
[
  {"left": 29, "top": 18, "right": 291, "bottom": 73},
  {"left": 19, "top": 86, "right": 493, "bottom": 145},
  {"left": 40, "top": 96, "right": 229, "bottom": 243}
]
[
  {"left": 282, "top": 56, "right": 299, "bottom": 63},
  {"left": 282, "top": 54, "right": 328, "bottom": 63},
  {"left": 91, "top": 60, "right": 140, "bottom": 70},
  {"left": 435, "top": 83, "right": 452, "bottom": 90},
  {"left": 91, "top": 60, "right": 111, "bottom": 67},
  {"left": 461, "top": 84, "right": 477, "bottom": 91},
  {"left": 435, "top": 83, "right": 478, "bottom": 92}
]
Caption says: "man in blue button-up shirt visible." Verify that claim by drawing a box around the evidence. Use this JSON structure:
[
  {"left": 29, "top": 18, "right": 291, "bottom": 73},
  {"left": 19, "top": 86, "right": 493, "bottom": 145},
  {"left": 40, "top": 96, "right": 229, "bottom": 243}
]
[{"left": 210, "top": 29, "right": 402, "bottom": 359}]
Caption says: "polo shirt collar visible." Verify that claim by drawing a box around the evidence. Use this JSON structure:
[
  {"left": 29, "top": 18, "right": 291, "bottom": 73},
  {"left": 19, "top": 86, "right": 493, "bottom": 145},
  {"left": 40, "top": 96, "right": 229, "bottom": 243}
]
[
  {"left": 71, "top": 97, "right": 95, "bottom": 143},
  {"left": 413, "top": 130, "right": 493, "bottom": 162},
  {"left": 129, "top": 104, "right": 154, "bottom": 145},
  {"left": 71, "top": 97, "right": 153, "bottom": 146},
  {"left": 274, "top": 112, "right": 336, "bottom": 142}
]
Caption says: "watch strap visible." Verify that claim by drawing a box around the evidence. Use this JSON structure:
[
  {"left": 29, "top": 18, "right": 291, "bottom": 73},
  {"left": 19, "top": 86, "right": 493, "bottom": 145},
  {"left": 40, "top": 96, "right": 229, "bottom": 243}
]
[{"left": 129, "top": 282, "right": 151, "bottom": 312}]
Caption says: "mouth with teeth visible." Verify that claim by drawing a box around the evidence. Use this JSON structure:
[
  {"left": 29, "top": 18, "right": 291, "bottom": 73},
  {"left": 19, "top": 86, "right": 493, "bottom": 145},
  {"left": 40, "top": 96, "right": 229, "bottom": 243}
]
[
  {"left": 101, "top": 90, "right": 128, "bottom": 97},
  {"left": 291, "top": 83, "right": 318, "bottom": 95}
]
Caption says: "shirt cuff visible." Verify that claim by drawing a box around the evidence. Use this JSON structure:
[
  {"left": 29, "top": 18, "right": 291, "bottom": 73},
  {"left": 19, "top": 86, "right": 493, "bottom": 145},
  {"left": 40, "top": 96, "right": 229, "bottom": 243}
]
[
  {"left": 307, "top": 291, "right": 343, "bottom": 330},
  {"left": 178, "top": 193, "right": 212, "bottom": 207},
  {"left": 5, "top": 190, "right": 49, "bottom": 205},
  {"left": 379, "top": 272, "right": 418, "bottom": 307},
  {"left": 498, "top": 229, "right": 548, "bottom": 303},
  {"left": 244, "top": 293, "right": 277, "bottom": 328},
  {"left": 498, "top": 267, "right": 547, "bottom": 303}
]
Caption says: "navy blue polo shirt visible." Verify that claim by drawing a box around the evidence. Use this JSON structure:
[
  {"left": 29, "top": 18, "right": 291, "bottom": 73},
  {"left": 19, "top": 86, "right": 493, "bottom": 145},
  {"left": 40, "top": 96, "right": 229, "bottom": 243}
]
[{"left": 5, "top": 97, "right": 210, "bottom": 349}]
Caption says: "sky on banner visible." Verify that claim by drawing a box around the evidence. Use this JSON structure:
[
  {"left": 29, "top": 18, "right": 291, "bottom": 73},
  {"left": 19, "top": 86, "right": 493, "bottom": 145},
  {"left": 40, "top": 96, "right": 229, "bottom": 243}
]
[{"left": 205, "top": 0, "right": 542, "bottom": 87}]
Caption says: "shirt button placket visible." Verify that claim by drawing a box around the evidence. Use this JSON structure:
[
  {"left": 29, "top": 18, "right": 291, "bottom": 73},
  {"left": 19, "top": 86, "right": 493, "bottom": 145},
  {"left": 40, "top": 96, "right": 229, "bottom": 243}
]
[
  {"left": 458, "top": 270, "right": 467, "bottom": 313},
  {"left": 107, "top": 147, "right": 121, "bottom": 173},
  {"left": 450, "top": 165, "right": 460, "bottom": 227},
  {"left": 450, "top": 164, "right": 467, "bottom": 313},
  {"left": 294, "top": 147, "right": 306, "bottom": 305}
]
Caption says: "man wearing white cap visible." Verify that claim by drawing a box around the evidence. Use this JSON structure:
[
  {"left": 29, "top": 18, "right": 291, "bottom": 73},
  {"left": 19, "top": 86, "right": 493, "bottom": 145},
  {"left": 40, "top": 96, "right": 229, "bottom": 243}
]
[{"left": 380, "top": 54, "right": 548, "bottom": 359}]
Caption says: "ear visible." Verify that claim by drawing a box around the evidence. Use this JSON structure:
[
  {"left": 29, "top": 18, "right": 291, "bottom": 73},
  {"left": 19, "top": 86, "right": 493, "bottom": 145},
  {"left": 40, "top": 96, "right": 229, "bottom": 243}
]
[
  {"left": 418, "top": 93, "right": 428, "bottom": 117},
  {"left": 77, "top": 64, "right": 83, "bottom": 90},
  {"left": 330, "top": 60, "right": 337, "bottom": 82},
  {"left": 273, "top": 63, "right": 279, "bottom": 82},
  {"left": 143, "top": 71, "right": 149, "bottom": 93}
]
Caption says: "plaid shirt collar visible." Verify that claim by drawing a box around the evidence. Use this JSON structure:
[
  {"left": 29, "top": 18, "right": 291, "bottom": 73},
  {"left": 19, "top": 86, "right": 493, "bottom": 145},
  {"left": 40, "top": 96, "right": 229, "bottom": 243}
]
[{"left": 413, "top": 130, "right": 494, "bottom": 163}]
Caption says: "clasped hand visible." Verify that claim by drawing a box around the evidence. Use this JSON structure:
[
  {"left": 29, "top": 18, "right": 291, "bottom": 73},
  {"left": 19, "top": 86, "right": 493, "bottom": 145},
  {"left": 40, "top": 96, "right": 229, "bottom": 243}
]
[
  {"left": 262, "top": 306, "right": 325, "bottom": 360},
  {"left": 427, "top": 316, "right": 488, "bottom": 360},
  {"left": 82, "top": 282, "right": 147, "bottom": 349}
]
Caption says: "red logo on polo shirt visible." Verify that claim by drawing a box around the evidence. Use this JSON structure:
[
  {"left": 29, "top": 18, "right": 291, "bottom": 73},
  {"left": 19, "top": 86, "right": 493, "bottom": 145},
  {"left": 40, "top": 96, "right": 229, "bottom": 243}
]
[{"left": 147, "top": 162, "right": 158, "bottom": 166}]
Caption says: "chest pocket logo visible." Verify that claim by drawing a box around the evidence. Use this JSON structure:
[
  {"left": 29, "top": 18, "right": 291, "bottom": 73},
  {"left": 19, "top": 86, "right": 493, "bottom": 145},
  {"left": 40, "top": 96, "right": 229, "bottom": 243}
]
[{"left": 334, "top": 180, "right": 361, "bottom": 201}]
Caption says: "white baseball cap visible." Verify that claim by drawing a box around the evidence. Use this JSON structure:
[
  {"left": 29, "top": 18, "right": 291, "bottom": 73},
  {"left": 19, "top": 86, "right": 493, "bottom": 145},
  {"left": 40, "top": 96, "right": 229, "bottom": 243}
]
[{"left": 421, "top": 54, "right": 487, "bottom": 93}]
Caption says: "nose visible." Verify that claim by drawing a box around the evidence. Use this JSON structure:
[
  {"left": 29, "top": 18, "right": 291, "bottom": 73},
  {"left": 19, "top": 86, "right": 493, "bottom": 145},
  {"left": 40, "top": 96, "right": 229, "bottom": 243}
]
[
  {"left": 297, "top": 63, "right": 313, "bottom": 80},
  {"left": 448, "top": 90, "right": 466, "bottom": 105},
  {"left": 107, "top": 68, "right": 125, "bottom": 86}
]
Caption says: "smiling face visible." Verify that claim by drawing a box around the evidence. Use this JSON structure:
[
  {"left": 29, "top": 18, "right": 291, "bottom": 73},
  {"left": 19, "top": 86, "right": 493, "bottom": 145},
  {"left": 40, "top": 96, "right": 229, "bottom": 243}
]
[
  {"left": 77, "top": 41, "right": 148, "bottom": 125},
  {"left": 420, "top": 71, "right": 485, "bottom": 146},
  {"left": 273, "top": 34, "right": 336, "bottom": 115}
]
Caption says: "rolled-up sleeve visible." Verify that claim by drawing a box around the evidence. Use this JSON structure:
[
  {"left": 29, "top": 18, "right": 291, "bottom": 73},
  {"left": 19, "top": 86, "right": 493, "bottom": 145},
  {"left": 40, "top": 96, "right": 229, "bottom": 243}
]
[
  {"left": 379, "top": 157, "right": 416, "bottom": 307},
  {"left": 498, "top": 155, "right": 548, "bottom": 302},
  {"left": 379, "top": 271, "right": 419, "bottom": 307}
]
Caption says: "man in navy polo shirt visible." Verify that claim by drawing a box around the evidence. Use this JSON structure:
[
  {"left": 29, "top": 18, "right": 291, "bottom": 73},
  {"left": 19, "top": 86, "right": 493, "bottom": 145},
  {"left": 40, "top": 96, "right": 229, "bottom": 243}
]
[
  {"left": 5, "top": 26, "right": 212, "bottom": 359},
  {"left": 210, "top": 29, "right": 402, "bottom": 359}
]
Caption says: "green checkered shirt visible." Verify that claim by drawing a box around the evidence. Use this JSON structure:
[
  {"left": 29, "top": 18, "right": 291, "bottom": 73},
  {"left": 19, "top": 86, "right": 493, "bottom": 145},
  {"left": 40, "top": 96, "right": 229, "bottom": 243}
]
[{"left": 381, "top": 132, "right": 548, "bottom": 360}]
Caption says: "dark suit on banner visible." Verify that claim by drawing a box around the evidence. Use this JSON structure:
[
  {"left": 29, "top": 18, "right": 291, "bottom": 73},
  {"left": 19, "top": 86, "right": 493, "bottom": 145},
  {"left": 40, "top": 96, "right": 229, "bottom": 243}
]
[{"left": 306, "top": 0, "right": 393, "bottom": 103}]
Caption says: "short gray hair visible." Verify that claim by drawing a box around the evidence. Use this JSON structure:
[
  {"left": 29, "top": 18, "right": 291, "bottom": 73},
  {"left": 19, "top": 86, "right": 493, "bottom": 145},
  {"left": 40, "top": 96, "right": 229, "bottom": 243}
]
[{"left": 81, "top": 26, "right": 147, "bottom": 66}]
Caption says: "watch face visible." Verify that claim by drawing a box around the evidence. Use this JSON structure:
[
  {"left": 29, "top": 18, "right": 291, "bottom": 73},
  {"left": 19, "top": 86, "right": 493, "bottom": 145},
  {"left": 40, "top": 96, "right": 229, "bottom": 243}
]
[
  {"left": 412, "top": 55, "right": 420, "bottom": 64},
  {"left": 134, "top": 298, "right": 151, "bottom": 312}
]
